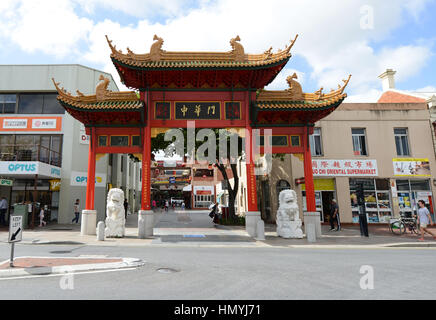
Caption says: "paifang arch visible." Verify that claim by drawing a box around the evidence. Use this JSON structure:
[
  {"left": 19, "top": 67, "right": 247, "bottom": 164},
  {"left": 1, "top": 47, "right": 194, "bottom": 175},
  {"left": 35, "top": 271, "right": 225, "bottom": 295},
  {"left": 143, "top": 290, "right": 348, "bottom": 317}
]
[{"left": 53, "top": 34, "right": 351, "bottom": 234}]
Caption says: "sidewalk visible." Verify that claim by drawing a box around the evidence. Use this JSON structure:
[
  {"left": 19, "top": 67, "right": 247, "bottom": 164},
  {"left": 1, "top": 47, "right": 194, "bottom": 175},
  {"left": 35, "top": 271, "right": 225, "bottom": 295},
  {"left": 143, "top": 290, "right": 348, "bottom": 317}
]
[{"left": 1, "top": 210, "right": 435, "bottom": 248}]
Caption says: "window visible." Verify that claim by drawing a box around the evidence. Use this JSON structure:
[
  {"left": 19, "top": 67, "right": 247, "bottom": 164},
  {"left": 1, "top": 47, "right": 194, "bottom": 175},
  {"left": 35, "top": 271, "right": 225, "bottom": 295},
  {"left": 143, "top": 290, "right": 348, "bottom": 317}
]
[
  {"left": 394, "top": 128, "right": 410, "bottom": 156},
  {"left": 309, "top": 128, "right": 323, "bottom": 156},
  {"left": 352, "top": 128, "right": 368, "bottom": 156},
  {"left": 18, "top": 94, "right": 43, "bottom": 114},
  {"left": 0, "top": 94, "right": 17, "bottom": 113},
  {"left": 42, "top": 93, "right": 65, "bottom": 114}
]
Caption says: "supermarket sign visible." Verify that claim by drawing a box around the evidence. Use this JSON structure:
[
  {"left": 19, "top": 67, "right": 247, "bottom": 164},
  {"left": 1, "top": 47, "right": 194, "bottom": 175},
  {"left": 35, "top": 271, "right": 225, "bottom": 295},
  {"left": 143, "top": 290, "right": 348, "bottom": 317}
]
[{"left": 312, "top": 159, "right": 378, "bottom": 177}]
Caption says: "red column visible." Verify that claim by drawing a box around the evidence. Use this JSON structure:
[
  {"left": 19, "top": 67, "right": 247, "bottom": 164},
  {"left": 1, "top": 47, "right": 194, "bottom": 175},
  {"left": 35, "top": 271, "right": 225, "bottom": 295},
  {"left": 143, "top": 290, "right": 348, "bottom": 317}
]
[
  {"left": 85, "top": 128, "right": 96, "bottom": 210},
  {"left": 245, "top": 91, "right": 258, "bottom": 212},
  {"left": 303, "top": 126, "right": 316, "bottom": 212},
  {"left": 141, "top": 91, "right": 151, "bottom": 211}
]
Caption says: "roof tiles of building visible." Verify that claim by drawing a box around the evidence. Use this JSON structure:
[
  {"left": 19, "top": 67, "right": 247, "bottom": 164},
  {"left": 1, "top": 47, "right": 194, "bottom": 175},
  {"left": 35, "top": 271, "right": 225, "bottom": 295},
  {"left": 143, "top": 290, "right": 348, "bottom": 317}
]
[{"left": 106, "top": 34, "right": 297, "bottom": 69}]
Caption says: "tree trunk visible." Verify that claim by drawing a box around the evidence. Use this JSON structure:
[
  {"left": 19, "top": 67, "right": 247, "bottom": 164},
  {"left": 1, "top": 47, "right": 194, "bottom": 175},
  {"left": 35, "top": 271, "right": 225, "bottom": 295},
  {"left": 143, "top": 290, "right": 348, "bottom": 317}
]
[{"left": 216, "top": 162, "right": 238, "bottom": 220}]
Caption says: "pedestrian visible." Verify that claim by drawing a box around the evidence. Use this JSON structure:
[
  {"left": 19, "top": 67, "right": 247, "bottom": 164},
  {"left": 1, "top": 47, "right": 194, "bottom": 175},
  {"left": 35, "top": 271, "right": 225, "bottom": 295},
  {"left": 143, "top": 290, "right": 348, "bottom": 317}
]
[
  {"left": 39, "top": 206, "right": 47, "bottom": 227},
  {"left": 0, "top": 197, "right": 7, "bottom": 226},
  {"left": 124, "top": 198, "right": 128, "bottom": 219},
  {"left": 152, "top": 200, "right": 156, "bottom": 210},
  {"left": 165, "top": 200, "right": 169, "bottom": 212},
  {"left": 417, "top": 200, "right": 436, "bottom": 241},
  {"left": 329, "top": 199, "right": 341, "bottom": 231},
  {"left": 181, "top": 202, "right": 185, "bottom": 210},
  {"left": 72, "top": 199, "right": 80, "bottom": 224}
]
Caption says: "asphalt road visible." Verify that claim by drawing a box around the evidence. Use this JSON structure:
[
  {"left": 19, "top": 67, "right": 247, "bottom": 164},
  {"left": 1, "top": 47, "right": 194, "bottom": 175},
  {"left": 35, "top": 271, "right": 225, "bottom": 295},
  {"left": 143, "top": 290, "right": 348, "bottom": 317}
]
[{"left": 0, "top": 242, "right": 435, "bottom": 300}]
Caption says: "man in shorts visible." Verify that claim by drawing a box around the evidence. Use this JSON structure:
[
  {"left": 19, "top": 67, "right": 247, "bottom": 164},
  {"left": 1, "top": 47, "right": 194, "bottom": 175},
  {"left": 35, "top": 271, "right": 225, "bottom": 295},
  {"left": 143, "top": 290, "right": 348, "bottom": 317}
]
[{"left": 417, "top": 200, "right": 436, "bottom": 241}]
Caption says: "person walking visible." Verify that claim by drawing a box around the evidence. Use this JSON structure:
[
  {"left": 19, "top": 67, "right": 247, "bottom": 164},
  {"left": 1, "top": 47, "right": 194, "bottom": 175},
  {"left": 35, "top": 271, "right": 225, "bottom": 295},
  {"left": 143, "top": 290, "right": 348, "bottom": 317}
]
[
  {"left": 72, "top": 199, "right": 80, "bottom": 224},
  {"left": 165, "top": 200, "right": 169, "bottom": 212},
  {"left": 39, "top": 206, "right": 47, "bottom": 227},
  {"left": 124, "top": 198, "right": 128, "bottom": 219},
  {"left": 0, "top": 197, "right": 8, "bottom": 226},
  {"left": 181, "top": 202, "right": 185, "bottom": 210},
  {"left": 417, "top": 200, "right": 436, "bottom": 241},
  {"left": 329, "top": 199, "right": 341, "bottom": 231}
]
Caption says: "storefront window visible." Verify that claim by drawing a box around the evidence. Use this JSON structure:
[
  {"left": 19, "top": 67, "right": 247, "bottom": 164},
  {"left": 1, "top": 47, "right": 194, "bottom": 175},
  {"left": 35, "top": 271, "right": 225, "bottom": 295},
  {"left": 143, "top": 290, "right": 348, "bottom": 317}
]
[
  {"left": 395, "top": 179, "right": 433, "bottom": 218},
  {"left": 350, "top": 178, "right": 392, "bottom": 223}
]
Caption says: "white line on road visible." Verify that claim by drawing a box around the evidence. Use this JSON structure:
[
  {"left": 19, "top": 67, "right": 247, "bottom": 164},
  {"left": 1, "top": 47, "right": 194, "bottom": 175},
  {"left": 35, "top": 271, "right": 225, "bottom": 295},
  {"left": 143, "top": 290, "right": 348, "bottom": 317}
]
[{"left": 0, "top": 267, "right": 138, "bottom": 281}]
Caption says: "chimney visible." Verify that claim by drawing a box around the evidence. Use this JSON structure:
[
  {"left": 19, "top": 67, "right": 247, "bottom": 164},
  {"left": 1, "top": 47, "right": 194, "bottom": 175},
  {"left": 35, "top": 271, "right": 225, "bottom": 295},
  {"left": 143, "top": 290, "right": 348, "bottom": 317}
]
[{"left": 378, "top": 69, "right": 396, "bottom": 91}]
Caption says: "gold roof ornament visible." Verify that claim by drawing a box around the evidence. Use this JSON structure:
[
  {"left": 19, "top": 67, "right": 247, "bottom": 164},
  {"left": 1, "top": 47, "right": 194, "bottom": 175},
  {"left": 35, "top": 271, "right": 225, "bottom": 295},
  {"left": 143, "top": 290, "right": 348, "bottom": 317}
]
[
  {"left": 105, "top": 34, "right": 299, "bottom": 68},
  {"left": 256, "top": 74, "right": 352, "bottom": 109}
]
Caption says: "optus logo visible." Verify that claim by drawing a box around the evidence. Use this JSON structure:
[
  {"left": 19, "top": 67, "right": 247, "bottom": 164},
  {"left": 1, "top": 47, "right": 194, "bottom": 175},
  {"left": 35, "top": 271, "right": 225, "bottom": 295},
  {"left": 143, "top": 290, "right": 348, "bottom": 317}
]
[
  {"left": 8, "top": 163, "right": 36, "bottom": 172},
  {"left": 75, "top": 176, "right": 103, "bottom": 183}
]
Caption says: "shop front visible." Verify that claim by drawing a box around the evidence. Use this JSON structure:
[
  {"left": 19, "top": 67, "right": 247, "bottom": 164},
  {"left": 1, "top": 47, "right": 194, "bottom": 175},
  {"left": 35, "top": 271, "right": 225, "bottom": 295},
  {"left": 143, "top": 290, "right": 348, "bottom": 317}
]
[
  {"left": 301, "top": 179, "right": 336, "bottom": 222},
  {"left": 193, "top": 186, "right": 215, "bottom": 209},
  {"left": 349, "top": 178, "right": 392, "bottom": 223},
  {"left": 395, "top": 179, "right": 433, "bottom": 218}
]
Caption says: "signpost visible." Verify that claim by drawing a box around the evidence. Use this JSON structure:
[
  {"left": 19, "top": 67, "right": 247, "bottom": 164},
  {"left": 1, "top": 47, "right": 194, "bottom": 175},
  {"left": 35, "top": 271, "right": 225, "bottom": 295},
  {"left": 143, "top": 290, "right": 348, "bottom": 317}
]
[{"left": 8, "top": 215, "right": 23, "bottom": 267}]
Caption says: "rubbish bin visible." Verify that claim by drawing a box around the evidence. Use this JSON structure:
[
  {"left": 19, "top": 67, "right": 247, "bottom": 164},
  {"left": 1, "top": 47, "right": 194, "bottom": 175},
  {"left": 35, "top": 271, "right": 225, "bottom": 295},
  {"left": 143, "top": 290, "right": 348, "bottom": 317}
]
[{"left": 12, "top": 204, "right": 28, "bottom": 228}]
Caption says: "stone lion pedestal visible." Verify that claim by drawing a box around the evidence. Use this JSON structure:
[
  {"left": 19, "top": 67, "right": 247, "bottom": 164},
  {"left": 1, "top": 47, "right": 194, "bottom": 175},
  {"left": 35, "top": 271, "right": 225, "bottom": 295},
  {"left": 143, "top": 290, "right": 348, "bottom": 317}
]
[
  {"left": 276, "top": 189, "right": 303, "bottom": 239},
  {"left": 105, "top": 188, "right": 126, "bottom": 238}
]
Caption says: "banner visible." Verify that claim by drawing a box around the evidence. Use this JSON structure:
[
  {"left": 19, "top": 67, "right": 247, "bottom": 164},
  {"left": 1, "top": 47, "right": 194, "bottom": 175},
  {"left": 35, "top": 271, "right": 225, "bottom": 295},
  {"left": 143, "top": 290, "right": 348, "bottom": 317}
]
[
  {"left": 0, "top": 116, "right": 62, "bottom": 132},
  {"left": 312, "top": 159, "right": 378, "bottom": 177},
  {"left": 393, "top": 158, "right": 431, "bottom": 177}
]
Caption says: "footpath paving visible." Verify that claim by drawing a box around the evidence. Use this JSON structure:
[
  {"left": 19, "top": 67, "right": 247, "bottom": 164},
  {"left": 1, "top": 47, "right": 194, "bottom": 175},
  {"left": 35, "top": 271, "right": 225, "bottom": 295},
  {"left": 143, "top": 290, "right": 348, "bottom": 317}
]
[{"left": 1, "top": 209, "right": 435, "bottom": 249}]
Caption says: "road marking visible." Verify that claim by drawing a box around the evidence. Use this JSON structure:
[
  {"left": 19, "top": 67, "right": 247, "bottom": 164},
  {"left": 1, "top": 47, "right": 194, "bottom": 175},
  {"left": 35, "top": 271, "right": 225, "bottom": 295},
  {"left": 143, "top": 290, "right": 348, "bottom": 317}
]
[{"left": 0, "top": 267, "right": 138, "bottom": 281}]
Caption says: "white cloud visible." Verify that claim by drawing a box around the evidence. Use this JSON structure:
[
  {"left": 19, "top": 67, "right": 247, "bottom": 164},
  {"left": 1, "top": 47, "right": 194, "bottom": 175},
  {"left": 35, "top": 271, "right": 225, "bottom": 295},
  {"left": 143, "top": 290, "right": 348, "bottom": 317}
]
[{"left": 0, "top": 0, "right": 433, "bottom": 100}]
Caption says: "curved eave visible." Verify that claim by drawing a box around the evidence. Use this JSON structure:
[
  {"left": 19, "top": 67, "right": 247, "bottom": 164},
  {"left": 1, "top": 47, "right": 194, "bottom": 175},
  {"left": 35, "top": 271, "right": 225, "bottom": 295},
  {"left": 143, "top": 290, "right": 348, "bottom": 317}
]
[
  {"left": 57, "top": 98, "right": 144, "bottom": 112},
  {"left": 254, "top": 97, "right": 346, "bottom": 112},
  {"left": 111, "top": 55, "right": 290, "bottom": 72}
]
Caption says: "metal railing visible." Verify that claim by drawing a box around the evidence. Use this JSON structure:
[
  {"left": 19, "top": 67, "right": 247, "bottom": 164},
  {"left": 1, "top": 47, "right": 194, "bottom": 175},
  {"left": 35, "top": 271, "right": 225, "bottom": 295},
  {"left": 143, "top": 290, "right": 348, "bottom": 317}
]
[{"left": 0, "top": 144, "right": 62, "bottom": 167}]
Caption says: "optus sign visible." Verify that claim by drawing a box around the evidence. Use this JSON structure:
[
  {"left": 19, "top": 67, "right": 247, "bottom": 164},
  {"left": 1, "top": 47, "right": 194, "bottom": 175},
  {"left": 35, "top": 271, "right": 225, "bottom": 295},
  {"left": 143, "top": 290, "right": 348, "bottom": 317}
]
[
  {"left": 70, "top": 171, "right": 106, "bottom": 187},
  {"left": 7, "top": 163, "right": 37, "bottom": 172}
]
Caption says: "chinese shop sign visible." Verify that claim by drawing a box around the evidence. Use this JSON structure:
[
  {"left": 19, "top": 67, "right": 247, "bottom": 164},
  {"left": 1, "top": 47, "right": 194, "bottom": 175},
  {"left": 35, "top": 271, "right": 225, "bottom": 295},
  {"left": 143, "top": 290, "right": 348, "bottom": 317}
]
[
  {"left": 175, "top": 102, "right": 221, "bottom": 120},
  {"left": 312, "top": 160, "right": 378, "bottom": 177}
]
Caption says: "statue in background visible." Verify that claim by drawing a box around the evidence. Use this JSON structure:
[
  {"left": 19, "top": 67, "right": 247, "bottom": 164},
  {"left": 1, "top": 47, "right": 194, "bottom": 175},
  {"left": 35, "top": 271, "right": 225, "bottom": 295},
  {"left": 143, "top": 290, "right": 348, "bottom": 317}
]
[
  {"left": 276, "top": 189, "right": 303, "bottom": 239},
  {"left": 105, "top": 188, "right": 126, "bottom": 238}
]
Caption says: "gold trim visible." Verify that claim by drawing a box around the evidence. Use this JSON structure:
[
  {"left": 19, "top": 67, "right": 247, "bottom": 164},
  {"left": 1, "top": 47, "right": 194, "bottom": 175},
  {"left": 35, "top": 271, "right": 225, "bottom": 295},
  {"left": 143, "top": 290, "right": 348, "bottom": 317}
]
[{"left": 290, "top": 135, "right": 301, "bottom": 147}]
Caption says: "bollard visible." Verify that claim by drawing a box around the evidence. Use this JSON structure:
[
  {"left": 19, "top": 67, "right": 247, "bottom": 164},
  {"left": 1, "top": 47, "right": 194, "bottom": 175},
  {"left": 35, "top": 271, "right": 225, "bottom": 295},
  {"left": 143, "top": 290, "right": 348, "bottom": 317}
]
[
  {"left": 255, "top": 220, "right": 265, "bottom": 240},
  {"left": 306, "top": 223, "right": 316, "bottom": 243},
  {"left": 96, "top": 221, "right": 105, "bottom": 241}
]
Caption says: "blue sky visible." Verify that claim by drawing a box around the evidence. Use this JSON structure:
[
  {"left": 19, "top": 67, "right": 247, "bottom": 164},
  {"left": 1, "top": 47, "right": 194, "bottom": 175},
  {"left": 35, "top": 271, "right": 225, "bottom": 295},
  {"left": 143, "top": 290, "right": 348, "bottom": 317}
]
[{"left": 0, "top": 0, "right": 435, "bottom": 101}]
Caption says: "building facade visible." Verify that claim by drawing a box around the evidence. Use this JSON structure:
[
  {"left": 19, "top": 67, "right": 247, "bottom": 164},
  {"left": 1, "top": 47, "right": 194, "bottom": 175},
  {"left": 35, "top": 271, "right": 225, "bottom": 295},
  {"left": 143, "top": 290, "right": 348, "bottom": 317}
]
[
  {"left": 0, "top": 65, "right": 140, "bottom": 226},
  {"left": 236, "top": 101, "right": 436, "bottom": 224}
]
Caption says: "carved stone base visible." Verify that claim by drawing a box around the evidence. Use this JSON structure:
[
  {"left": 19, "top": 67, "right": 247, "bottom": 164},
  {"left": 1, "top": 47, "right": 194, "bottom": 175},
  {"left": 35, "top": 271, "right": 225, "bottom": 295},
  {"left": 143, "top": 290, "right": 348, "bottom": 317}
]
[
  {"left": 105, "top": 217, "right": 125, "bottom": 238},
  {"left": 138, "top": 210, "right": 154, "bottom": 239},
  {"left": 277, "top": 219, "right": 303, "bottom": 239},
  {"left": 81, "top": 210, "right": 97, "bottom": 236}
]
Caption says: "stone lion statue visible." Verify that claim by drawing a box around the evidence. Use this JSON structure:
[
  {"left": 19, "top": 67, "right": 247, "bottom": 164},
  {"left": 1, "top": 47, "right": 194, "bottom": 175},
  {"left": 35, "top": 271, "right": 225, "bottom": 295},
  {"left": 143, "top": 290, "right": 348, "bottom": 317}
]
[
  {"left": 105, "top": 188, "right": 125, "bottom": 238},
  {"left": 276, "top": 189, "right": 303, "bottom": 239}
]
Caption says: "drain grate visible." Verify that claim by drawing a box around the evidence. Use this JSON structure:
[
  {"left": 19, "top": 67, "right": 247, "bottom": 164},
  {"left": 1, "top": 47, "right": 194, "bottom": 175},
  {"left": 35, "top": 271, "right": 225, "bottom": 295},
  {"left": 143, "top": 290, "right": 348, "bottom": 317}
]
[{"left": 156, "top": 267, "right": 179, "bottom": 274}]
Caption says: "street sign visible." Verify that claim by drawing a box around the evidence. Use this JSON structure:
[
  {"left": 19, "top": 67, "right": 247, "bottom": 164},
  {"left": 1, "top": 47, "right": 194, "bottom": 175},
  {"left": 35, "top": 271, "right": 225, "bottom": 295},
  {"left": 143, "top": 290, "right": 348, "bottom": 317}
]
[{"left": 9, "top": 215, "right": 23, "bottom": 243}]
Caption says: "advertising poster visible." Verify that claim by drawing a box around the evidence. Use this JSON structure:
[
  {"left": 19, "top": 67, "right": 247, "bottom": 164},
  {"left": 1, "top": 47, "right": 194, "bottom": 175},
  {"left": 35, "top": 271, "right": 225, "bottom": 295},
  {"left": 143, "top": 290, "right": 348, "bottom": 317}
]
[{"left": 393, "top": 158, "right": 431, "bottom": 176}]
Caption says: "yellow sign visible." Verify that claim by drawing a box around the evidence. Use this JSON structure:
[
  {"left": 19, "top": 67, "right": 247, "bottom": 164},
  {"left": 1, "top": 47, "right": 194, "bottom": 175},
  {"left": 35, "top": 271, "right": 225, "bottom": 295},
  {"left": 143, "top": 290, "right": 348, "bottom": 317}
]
[
  {"left": 49, "top": 179, "right": 61, "bottom": 191},
  {"left": 301, "top": 179, "right": 335, "bottom": 191},
  {"left": 393, "top": 158, "right": 431, "bottom": 177}
]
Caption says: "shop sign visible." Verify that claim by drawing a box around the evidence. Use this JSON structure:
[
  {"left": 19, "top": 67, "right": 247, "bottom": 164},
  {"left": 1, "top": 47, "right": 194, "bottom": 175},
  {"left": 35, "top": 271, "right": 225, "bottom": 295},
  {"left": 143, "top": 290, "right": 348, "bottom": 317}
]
[
  {"left": 0, "top": 117, "right": 62, "bottom": 132},
  {"left": 0, "top": 162, "right": 60, "bottom": 178},
  {"left": 2, "top": 118, "right": 27, "bottom": 129},
  {"left": 70, "top": 171, "right": 107, "bottom": 187},
  {"left": 312, "top": 160, "right": 378, "bottom": 177},
  {"left": 393, "top": 158, "right": 431, "bottom": 177},
  {"left": 194, "top": 186, "right": 214, "bottom": 195},
  {"left": 49, "top": 179, "right": 61, "bottom": 191},
  {"left": 31, "top": 118, "right": 57, "bottom": 129},
  {"left": 0, "top": 178, "right": 13, "bottom": 186},
  {"left": 301, "top": 179, "right": 335, "bottom": 191},
  {"left": 80, "top": 132, "right": 90, "bottom": 145}
]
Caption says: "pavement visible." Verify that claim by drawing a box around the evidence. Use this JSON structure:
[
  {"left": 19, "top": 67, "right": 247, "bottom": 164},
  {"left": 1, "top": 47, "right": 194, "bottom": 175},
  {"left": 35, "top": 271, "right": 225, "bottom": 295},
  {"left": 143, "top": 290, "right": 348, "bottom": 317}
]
[{"left": 0, "top": 209, "right": 435, "bottom": 278}]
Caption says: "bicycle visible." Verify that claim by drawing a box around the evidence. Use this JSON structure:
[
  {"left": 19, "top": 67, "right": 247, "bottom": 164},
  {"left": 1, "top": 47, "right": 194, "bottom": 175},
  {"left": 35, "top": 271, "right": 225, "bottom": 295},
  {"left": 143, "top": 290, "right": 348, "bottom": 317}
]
[{"left": 389, "top": 214, "right": 419, "bottom": 235}]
